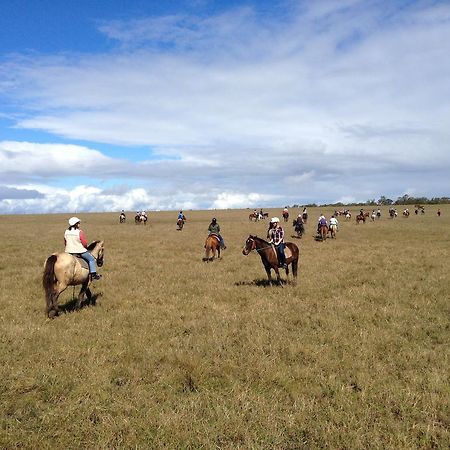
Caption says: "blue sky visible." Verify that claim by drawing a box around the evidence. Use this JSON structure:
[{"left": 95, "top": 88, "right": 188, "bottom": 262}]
[{"left": 1, "top": 0, "right": 449, "bottom": 213}]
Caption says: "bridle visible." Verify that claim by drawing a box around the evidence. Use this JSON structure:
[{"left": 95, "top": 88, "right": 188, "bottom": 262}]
[{"left": 244, "top": 237, "right": 273, "bottom": 254}]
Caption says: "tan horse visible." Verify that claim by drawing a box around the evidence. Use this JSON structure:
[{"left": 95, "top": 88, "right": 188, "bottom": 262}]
[
  {"left": 42, "top": 241, "right": 104, "bottom": 318},
  {"left": 329, "top": 223, "right": 337, "bottom": 238},
  {"left": 203, "top": 234, "right": 221, "bottom": 261}
]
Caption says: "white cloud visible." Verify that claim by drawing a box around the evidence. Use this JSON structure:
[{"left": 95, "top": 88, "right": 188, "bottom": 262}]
[{"left": 1, "top": 1, "right": 450, "bottom": 212}]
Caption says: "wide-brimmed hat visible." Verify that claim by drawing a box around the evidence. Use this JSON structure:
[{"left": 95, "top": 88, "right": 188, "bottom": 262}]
[
  {"left": 68, "top": 217, "right": 80, "bottom": 226},
  {"left": 270, "top": 217, "right": 280, "bottom": 223}
]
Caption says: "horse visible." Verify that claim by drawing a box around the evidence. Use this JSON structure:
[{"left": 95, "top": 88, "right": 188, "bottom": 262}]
[
  {"left": 302, "top": 212, "right": 308, "bottom": 223},
  {"left": 282, "top": 211, "right": 289, "bottom": 222},
  {"left": 203, "top": 234, "right": 221, "bottom": 261},
  {"left": 371, "top": 211, "right": 376, "bottom": 221},
  {"left": 345, "top": 212, "right": 351, "bottom": 220},
  {"left": 318, "top": 224, "right": 328, "bottom": 241},
  {"left": 292, "top": 218, "right": 305, "bottom": 238},
  {"left": 119, "top": 212, "right": 126, "bottom": 223},
  {"left": 402, "top": 209, "right": 410, "bottom": 218},
  {"left": 248, "top": 212, "right": 258, "bottom": 222},
  {"left": 42, "top": 241, "right": 104, "bottom": 318},
  {"left": 328, "top": 223, "right": 337, "bottom": 238},
  {"left": 177, "top": 217, "right": 186, "bottom": 230},
  {"left": 356, "top": 213, "right": 366, "bottom": 224},
  {"left": 242, "top": 235, "right": 299, "bottom": 285},
  {"left": 135, "top": 214, "right": 147, "bottom": 225},
  {"left": 262, "top": 212, "right": 269, "bottom": 219},
  {"left": 389, "top": 208, "right": 397, "bottom": 219}
]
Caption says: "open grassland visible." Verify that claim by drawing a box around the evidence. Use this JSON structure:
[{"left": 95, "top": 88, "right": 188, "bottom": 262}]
[{"left": 1, "top": 206, "right": 449, "bottom": 449}]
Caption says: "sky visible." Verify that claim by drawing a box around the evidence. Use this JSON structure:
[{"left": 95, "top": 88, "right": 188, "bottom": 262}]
[{"left": 1, "top": 0, "right": 449, "bottom": 214}]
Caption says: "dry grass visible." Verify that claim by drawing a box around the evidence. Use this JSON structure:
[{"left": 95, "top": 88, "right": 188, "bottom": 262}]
[{"left": 1, "top": 206, "right": 449, "bottom": 449}]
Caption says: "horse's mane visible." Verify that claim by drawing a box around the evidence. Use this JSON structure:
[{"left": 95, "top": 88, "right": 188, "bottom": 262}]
[
  {"left": 249, "top": 235, "right": 270, "bottom": 245},
  {"left": 87, "top": 240, "right": 100, "bottom": 251}
]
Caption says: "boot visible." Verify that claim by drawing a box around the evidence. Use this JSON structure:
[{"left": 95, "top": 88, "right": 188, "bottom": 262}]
[{"left": 90, "top": 272, "right": 102, "bottom": 281}]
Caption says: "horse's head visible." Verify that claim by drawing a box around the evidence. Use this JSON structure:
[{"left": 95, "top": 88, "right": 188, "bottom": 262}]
[
  {"left": 242, "top": 235, "right": 256, "bottom": 255},
  {"left": 87, "top": 240, "right": 104, "bottom": 267}
]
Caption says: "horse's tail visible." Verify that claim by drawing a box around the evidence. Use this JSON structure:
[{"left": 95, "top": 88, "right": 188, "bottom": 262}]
[
  {"left": 289, "top": 244, "right": 299, "bottom": 283},
  {"left": 43, "top": 255, "right": 57, "bottom": 316}
]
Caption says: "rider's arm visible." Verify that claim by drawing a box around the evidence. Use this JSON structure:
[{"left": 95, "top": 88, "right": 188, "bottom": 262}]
[{"left": 79, "top": 230, "right": 88, "bottom": 248}]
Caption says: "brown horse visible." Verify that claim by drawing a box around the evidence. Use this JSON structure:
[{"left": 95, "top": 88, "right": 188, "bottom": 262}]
[
  {"left": 292, "top": 218, "right": 305, "bottom": 238},
  {"left": 135, "top": 214, "right": 147, "bottom": 225},
  {"left": 42, "top": 241, "right": 104, "bottom": 318},
  {"left": 282, "top": 211, "right": 289, "bottom": 222},
  {"left": 318, "top": 224, "right": 328, "bottom": 241},
  {"left": 177, "top": 217, "right": 186, "bottom": 230},
  {"left": 356, "top": 213, "right": 366, "bottom": 224},
  {"left": 242, "top": 235, "right": 299, "bottom": 285},
  {"left": 203, "top": 234, "right": 221, "bottom": 261}
]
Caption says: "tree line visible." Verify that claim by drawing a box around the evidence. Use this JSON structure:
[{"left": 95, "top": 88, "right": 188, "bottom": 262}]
[{"left": 290, "top": 194, "right": 449, "bottom": 209}]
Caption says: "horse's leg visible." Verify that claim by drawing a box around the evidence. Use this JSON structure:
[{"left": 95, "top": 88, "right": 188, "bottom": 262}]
[
  {"left": 85, "top": 286, "right": 93, "bottom": 305},
  {"left": 291, "top": 258, "right": 298, "bottom": 285},
  {"left": 49, "top": 282, "right": 67, "bottom": 318},
  {"left": 76, "top": 280, "right": 89, "bottom": 310}
]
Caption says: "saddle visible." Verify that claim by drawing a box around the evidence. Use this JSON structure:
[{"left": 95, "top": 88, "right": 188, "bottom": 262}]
[
  {"left": 209, "top": 233, "right": 221, "bottom": 243},
  {"left": 271, "top": 244, "right": 292, "bottom": 264},
  {"left": 72, "top": 254, "right": 89, "bottom": 270}
]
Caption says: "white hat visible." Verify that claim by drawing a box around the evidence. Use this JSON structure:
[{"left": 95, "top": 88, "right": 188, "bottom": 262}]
[
  {"left": 270, "top": 217, "right": 280, "bottom": 223},
  {"left": 68, "top": 216, "right": 80, "bottom": 226}
]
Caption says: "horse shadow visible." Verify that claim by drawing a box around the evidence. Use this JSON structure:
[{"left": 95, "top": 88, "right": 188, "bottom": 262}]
[
  {"left": 60, "top": 292, "right": 102, "bottom": 314},
  {"left": 235, "top": 278, "right": 288, "bottom": 287}
]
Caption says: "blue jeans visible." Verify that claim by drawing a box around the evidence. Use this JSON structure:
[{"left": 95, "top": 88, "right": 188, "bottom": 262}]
[
  {"left": 276, "top": 243, "right": 286, "bottom": 266},
  {"left": 80, "top": 251, "right": 97, "bottom": 273}
]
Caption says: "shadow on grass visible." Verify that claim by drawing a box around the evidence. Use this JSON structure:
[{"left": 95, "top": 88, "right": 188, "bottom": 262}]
[
  {"left": 235, "top": 278, "right": 287, "bottom": 287},
  {"left": 60, "top": 292, "right": 103, "bottom": 314}
]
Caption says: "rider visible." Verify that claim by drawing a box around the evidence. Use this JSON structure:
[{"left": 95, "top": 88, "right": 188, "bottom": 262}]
[
  {"left": 208, "top": 218, "right": 226, "bottom": 249},
  {"left": 294, "top": 213, "right": 304, "bottom": 234},
  {"left": 267, "top": 217, "right": 287, "bottom": 269},
  {"left": 329, "top": 214, "right": 339, "bottom": 232},
  {"left": 177, "top": 210, "right": 185, "bottom": 221},
  {"left": 317, "top": 213, "right": 327, "bottom": 234},
  {"left": 64, "top": 217, "right": 101, "bottom": 280}
]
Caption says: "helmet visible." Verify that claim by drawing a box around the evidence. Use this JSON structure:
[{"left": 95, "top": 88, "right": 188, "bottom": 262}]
[
  {"left": 270, "top": 217, "right": 280, "bottom": 223},
  {"left": 68, "top": 217, "right": 80, "bottom": 226},
  {"left": 212, "top": 217, "right": 217, "bottom": 222}
]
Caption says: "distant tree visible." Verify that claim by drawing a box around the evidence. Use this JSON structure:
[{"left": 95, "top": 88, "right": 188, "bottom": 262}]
[
  {"left": 378, "top": 196, "right": 393, "bottom": 205},
  {"left": 366, "top": 199, "right": 376, "bottom": 206}
]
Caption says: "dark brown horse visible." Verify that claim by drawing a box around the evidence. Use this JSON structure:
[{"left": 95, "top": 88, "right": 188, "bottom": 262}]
[
  {"left": 203, "top": 234, "right": 221, "bottom": 261},
  {"left": 177, "top": 216, "right": 186, "bottom": 230},
  {"left": 356, "top": 213, "right": 366, "bottom": 224},
  {"left": 292, "top": 217, "right": 305, "bottom": 238},
  {"left": 42, "top": 241, "right": 104, "bottom": 318},
  {"left": 282, "top": 211, "right": 289, "bottom": 222},
  {"left": 318, "top": 224, "right": 328, "bottom": 241},
  {"left": 242, "top": 235, "right": 299, "bottom": 285}
]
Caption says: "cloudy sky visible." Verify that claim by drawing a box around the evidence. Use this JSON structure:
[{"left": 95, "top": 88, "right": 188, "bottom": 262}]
[{"left": 1, "top": 0, "right": 449, "bottom": 213}]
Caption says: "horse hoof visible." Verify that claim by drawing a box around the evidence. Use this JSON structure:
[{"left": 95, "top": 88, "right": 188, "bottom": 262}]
[{"left": 47, "top": 309, "right": 58, "bottom": 319}]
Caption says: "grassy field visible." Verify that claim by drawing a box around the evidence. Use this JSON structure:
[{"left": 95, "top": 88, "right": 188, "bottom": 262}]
[{"left": 1, "top": 205, "right": 449, "bottom": 449}]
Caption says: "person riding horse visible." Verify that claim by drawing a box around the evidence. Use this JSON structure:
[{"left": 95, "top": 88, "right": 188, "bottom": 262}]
[
  {"left": 267, "top": 217, "right": 287, "bottom": 269},
  {"left": 64, "top": 217, "right": 101, "bottom": 280},
  {"left": 208, "top": 218, "right": 226, "bottom": 249},
  {"left": 293, "top": 214, "right": 305, "bottom": 236},
  {"left": 317, "top": 214, "right": 328, "bottom": 234}
]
